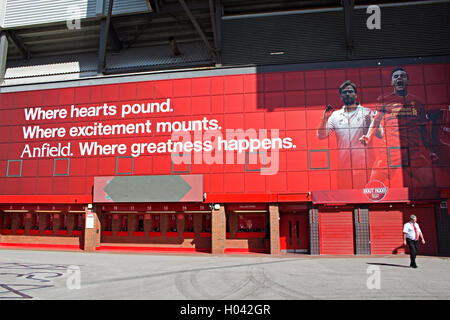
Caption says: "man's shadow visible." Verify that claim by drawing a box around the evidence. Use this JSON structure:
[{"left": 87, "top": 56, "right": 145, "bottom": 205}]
[{"left": 366, "top": 262, "right": 410, "bottom": 268}]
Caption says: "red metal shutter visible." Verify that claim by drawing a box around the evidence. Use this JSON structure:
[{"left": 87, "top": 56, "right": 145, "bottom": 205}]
[
  {"left": 403, "top": 206, "right": 438, "bottom": 256},
  {"left": 319, "top": 209, "right": 354, "bottom": 255},
  {"left": 369, "top": 209, "right": 405, "bottom": 255}
]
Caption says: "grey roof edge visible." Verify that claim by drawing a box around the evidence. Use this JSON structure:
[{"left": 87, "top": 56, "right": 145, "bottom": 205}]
[{"left": 1, "top": 55, "right": 450, "bottom": 93}]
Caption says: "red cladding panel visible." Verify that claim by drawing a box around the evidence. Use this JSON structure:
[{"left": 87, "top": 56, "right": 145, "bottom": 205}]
[
  {"left": 305, "top": 71, "right": 326, "bottom": 90},
  {"left": 59, "top": 88, "right": 75, "bottom": 105},
  {"left": 264, "top": 73, "right": 284, "bottom": 92},
  {"left": 192, "top": 77, "right": 211, "bottom": 96},
  {"left": 426, "top": 85, "right": 448, "bottom": 104},
  {"left": 325, "top": 69, "right": 346, "bottom": 90},
  {"left": 309, "top": 171, "right": 330, "bottom": 190},
  {"left": 173, "top": 79, "right": 191, "bottom": 97},
  {"left": 75, "top": 87, "right": 91, "bottom": 104},
  {"left": 305, "top": 90, "right": 326, "bottom": 108},
  {"left": 120, "top": 83, "right": 137, "bottom": 101},
  {"left": 192, "top": 96, "right": 211, "bottom": 115},
  {"left": 13, "top": 92, "right": 28, "bottom": 107},
  {"left": 224, "top": 75, "right": 244, "bottom": 94},
  {"left": 224, "top": 94, "right": 244, "bottom": 113},
  {"left": 243, "top": 74, "right": 257, "bottom": 93},
  {"left": 286, "top": 171, "right": 309, "bottom": 192},
  {"left": 154, "top": 80, "right": 173, "bottom": 98},
  {"left": 423, "top": 65, "right": 447, "bottom": 84},
  {"left": 359, "top": 68, "right": 382, "bottom": 88},
  {"left": 285, "top": 71, "right": 305, "bottom": 91},
  {"left": 244, "top": 172, "right": 266, "bottom": 193},
  {"left": 285, "top": 91, "right": 306, "bottom": 108}
]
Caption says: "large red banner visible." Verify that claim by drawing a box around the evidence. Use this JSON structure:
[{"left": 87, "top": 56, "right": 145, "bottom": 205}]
[{"left": 0, "top": 62, "right": 449, "bottom": 202}]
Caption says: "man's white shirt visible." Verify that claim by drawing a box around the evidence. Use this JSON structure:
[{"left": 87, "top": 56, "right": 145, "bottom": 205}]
[
  {"left": 320, "top": 104, "right": 383, "bottom": 167},
  {"left": 403, "top": 222, "right": 421, "bottom": 241}
]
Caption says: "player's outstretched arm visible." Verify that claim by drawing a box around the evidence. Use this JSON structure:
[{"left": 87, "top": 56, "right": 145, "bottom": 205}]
[{"left": 317, "top": 104, "right": 334, "bottom": 139}]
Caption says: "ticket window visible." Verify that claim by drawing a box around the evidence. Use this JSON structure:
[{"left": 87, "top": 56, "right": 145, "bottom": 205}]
[
  {"left": 59, "top": 213, "right": 67, "bottom": 230},
  {"left": 73, "top": 214, "right": 83, "bottom": 231},
  {"left": 2, "top": 213, "right": 11, "bottom": 229},
  {"left": 238, "top": 214, "right": 265, "bottom": 232},
  {"left": 104, "top": 214, "right": 112, "bottom": 231},
  {"left": 152, "top": 215, "right": 160, "bottom": 232},
  {"left": 31, "top": 213, "right": 39, "bottom": 230},
  {"left": 184, "top": 214, "right": 194, "bottom": 232},
  {"left": 202, "top": 214, "right": 211, "bottom": 232},
  {"left": 169, "top": 214, "right": 177, "bottom": 232},
  {"left": 136, "top": 214, "right": 144, "bottom": 232},
  {"left": 17, "top": 213, "right": 25, "bottom": 230},
  {"left": 45, "top": 214, "right": 53, "bottom": 230},
  {"left": 120, "top": 215, "right": 128, "bottom": 231}
]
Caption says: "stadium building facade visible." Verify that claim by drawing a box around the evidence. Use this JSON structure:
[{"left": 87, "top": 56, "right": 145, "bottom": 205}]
[{"left": 0, "top": 0, "right": 449, "bottom": 255}]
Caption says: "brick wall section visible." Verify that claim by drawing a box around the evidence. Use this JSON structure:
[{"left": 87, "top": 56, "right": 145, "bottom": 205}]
[
  {"left": 269, "top": 204, "right": 280, "bottom": 255},
  {"left": 100, "top": 236, "right": 211, "bottom": 249},
  {"left": 211, "top": 205, "right": 225, "bottom": 254},
  {"left": 0, "top": 235, "right": 80, "bottom": 246},
  {"left": 435, "top": 202, "right": 450, "bottom": 256},
  {"left": 354, "top": 206, "right": 371, "bottom": 255},
  {"left": 83, "top": 208, "right": 100, "bottom": 252},
  {"left": 309, "top": 207, "right": 320, "bottom": 255}
]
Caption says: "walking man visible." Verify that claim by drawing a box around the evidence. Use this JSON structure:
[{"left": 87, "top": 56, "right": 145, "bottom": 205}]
[{"left": 403, "top": 214, "right": 425, "bottom": 268}]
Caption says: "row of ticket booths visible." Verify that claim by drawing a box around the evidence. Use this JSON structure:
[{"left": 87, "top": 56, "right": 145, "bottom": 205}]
[
  {"left": 0, "top": 203, "right": 272, "bottom": 253},
  {"left": 0, "top": 201, "right": 448, "bottom": 255}
]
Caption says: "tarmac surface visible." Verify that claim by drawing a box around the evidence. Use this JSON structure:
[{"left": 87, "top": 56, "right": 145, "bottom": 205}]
[{"left": 0, "top": 249, "right": 449, "bottom": 300}]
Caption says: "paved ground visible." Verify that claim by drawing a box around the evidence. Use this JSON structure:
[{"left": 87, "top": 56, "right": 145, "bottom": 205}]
[{"left": 0, "top": 249, "right": 449, "bottom": 300}]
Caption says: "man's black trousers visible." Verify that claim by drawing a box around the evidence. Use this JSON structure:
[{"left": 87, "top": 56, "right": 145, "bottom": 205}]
[{"left": 407, "top": 239, "right": 419, "bottom": 267}]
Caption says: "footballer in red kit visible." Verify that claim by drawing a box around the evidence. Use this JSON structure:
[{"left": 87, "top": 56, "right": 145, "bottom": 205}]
[{"left": 360, "top": 67, "right": 439, "bottom": 189}]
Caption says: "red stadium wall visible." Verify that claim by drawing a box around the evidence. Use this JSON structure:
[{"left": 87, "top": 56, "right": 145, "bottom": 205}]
[{"left": 0, "top": 62, "right": 449, "bottom": 203}]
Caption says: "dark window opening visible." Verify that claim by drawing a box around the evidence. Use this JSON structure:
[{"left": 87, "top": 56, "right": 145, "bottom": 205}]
[
  {"left": 59, "top": 213, "right": 67, "bottom": 230},
  {"left": 184, "top": 214, "right": 194, "bottom": 232},
  {"left": 45, "top": 214, "right": 53, "bottom": 230},
  {"left": 136, "top": 214, "right": 144, "bottom": 232},
  {"left": 202, "top": 214, "right": 211, "bottom": 232},
  {"left": 3, "top": 213, "right": 11, "bottom": 229},
  {"left": 152, "top": 215, "right": 160, "bottom": 232},
  {"left": 104, "top": 214, "right": 112, "bottom": 231},
  {"left": 169, "top": 214, "right": 177, "bottom": 232},
  {"left": 18, "top": 213, "right": 25, "bottom": 230},
  {"left": 31, "top": 213, "right": 39, "bottom": 230},
  {"left": 238, "top": 214, "right": 265, "bottom": 232},
  {"left": 120, "top": 215, "right": 128, "bottom": 231},
  {"left": 73, "top": 214, "right": 83, "bottom": 231}
]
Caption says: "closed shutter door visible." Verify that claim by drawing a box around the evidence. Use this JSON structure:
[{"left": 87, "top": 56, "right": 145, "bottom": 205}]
[
  {"left": 369, "top": 209, "right": 405, "bottom": 255},
  {"left": 319, "top": 209, "right": 354, "bottom": 255},
  {"left": 403, "top": 206, "right": 438, "bottom": 256}
]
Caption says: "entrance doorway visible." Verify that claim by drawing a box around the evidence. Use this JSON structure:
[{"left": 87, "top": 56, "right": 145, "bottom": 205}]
[{"left": 280, "top": 212, "right": 309, "bottom": 253}]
